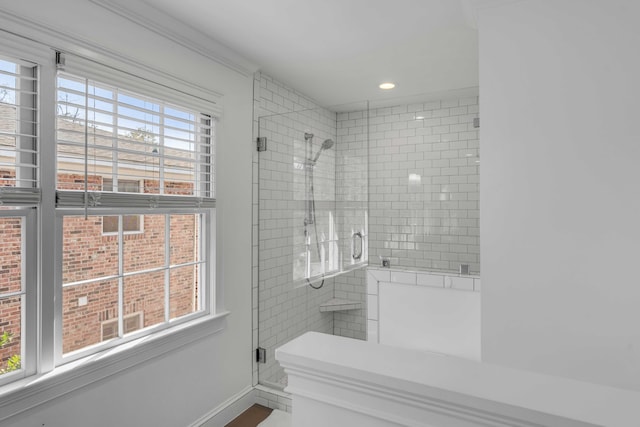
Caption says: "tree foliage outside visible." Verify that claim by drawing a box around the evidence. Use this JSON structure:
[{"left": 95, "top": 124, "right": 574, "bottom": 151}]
[
  {"left": 128, "top": 127, "right": 157, "bottom": 144},
  {"left": 0, "top": 331, "right": 21, "bottom": 374}
]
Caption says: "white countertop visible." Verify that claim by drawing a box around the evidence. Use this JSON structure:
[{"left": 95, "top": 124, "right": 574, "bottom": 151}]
[{"left": 276, "top": 332, "right": 639, "bottom": 427}]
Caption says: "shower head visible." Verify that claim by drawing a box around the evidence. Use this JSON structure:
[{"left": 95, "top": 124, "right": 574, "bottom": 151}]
[
  {"left": 321, "top": 138, "right": 334, "bottom": 150},
  {"left": 311, "top": 139, "right": 334, "bottom": 163}
]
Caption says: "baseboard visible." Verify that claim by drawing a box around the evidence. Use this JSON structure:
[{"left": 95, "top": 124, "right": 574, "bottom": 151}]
[{"left": 189, "top": 386, "right": 256, "bottom": 427}]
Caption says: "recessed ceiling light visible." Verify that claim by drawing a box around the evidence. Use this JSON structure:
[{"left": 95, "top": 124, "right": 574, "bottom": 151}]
[{"left": 379, "top": 82, "right": 395, "bottom": 90}]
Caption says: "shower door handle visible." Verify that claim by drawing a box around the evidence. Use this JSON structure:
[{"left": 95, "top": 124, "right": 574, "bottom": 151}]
[{"left": 352, "top": 231, "right": 363, "bottom": 261}]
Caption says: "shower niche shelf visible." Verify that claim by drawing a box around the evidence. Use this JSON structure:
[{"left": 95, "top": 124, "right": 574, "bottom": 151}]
[{"left": 319, "top": 298, "right": 362, "bottom": 312}]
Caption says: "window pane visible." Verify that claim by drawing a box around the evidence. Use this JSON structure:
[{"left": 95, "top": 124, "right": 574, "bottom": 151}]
[
  {"left": 0, "top": 296, "right": 22, "bottom": 375},
  {"left": 122, "top": 215, "right": 141, "bottom": 232},
  {"left": 170, "top": 264, "right": 199, "bottom": 320},
  {"left": 102, "top": 216, "right": 117, "bottom": 234},
  {"left": 123, "top": 214, "right": 165, "bottom": 272},
  {"left": 170, "top": 214, "right": 199, "bottom": 264},
  {"left": 124, "top": 271, "right": 165, "bottom": 330},
  {"left": 0, "top": 217, "right": 22, "bottom": 294},
  {"left": 56, "top": 73, "right": 213, "bottom": 197},
  {"left": 0, "top": 58, "right": 37, "bottom": 189},
  {"left": 63, "top": 216, "right": 119, "bottom": 283},
  {"left": 62, "top": 279, "right": 119, "bottom": 354}
]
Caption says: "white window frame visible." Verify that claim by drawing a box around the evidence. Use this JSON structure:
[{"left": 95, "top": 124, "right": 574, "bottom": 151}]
[
  {"left": 0, "top": 29, "right": 227, "bottom": 423},
  {"left": 0, "top": 47, "right": 40, "bottom": 388},
  {"left": 0, "top": 208, "right": 37, "bottom": 388},
  {"left": 54, "top": 64, "right": 216, "bottom": 364},
  {"left": 56, "top": 207, "right": 211, "bottom": 363}
]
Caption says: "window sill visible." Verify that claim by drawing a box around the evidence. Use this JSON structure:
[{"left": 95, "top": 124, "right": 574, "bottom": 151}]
[{"left": 0, "top": 310, "right": 229, "bottom": 423}]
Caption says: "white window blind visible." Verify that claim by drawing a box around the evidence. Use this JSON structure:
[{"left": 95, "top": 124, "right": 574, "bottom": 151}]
[
  {"left": 0, "top": 56, "right": 39, "bottom": 205},
  {"left": 55, "top": 60, "right": 216, "bottom": 210}
]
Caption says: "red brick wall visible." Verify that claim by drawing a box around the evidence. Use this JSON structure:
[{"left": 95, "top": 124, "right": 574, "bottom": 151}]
[
  {"left": 62, "top": 212, "right": 198, "bottom": 354},
  {"left": 61, "top": 191, "right": 199, "bottom": 354},
  {"left": 57, "top": 173, "right": 102, "bottom": 191},
  {"left": 1, "top": 169, "right": 200, "bottom": 365},
  {"left": 0, "top": 217, "right": 22, "bottom": 365}
]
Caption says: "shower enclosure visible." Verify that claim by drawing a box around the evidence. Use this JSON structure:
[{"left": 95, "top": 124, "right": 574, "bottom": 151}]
[
  {"left": 253, "top": 74, "right": 480, "bottom": 391},
  {"left": 255, "top": 101, "right": 369, "bottom": 389}
]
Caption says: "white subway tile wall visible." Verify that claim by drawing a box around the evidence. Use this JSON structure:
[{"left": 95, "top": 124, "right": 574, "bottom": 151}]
[
  {"left": 333, "top": 268, "right": 367, "bottom": 340},
  {"left": 252, "top": 74, "right": 481, "bottom": 386},
  {"left": 334, "top": 97, "right": 479, "bottom": 342},
  {"left": 253, "top": 73, "right": 335, "bottom": 388},
  {"left": 366, "top": 267, "right": 480, "bottom": 343},
  {"left": 332, "top": 105, "right": 369, "bottom": 341},
  {"left": 339, "top": 98, "right": 480, "bottom": 273},
  {"left": 254, "top": 385, "right": 293, "bottom": 413}
]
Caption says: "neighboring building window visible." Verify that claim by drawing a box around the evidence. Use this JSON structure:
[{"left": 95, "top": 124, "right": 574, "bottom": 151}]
[
  {"left": 101, "top": 179, "right": 143, "bottom": 234},
  {"left": 101, "top": 312, "right": 143, "bottom": 341},
  {"left": 56, "top": 70, "right": 214, "bottom": 359}
]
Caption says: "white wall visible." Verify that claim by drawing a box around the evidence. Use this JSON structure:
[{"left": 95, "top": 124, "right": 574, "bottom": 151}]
[
  {"left": 0, "top": 1, "right": 255, "bottom": 425},
  {"left": 480, "top": 0, "right": 640, "bottom": 391}
]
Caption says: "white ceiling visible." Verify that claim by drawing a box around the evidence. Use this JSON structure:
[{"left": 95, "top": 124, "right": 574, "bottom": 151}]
[{"left": 138, "top": 0, "right": 479, "bottom": 108}]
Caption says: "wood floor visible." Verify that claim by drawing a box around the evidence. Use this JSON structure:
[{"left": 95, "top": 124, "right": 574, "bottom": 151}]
[{"left": 225, "top": 404, "right": 273, "bottom": 427}]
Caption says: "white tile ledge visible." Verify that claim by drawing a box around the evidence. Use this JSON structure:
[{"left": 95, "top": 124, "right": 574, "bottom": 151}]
[
  {"left": 0, "top": 311, "right": 229, "bottom": 423},
  {"left": 368, "top": 267, "right": 481, "bottom": 292},
  {"left": 368, "top": 266, "right": 480, "bottom": 280},
  {"left": 319, "top": 298, "right": 362, "bottom": 312}
]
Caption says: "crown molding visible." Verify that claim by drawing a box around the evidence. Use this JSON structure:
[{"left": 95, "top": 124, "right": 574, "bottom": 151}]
[
  {"left": 89, "top": 0, "right": 258, "bottom": 78},
  {"left": 460, "top": 0, "right": 525, "bottom": 29},
  {"left": 0, "top": 8, "right": 225, "bottom": 102}
]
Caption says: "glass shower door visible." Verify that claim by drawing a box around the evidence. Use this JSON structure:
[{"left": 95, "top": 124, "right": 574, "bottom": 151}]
[
  {"left": 256, "top": 104, "right": 368, "bottom": 389},
  {"left": 256, "top": 108, "right": 336, "bottom": 389}
]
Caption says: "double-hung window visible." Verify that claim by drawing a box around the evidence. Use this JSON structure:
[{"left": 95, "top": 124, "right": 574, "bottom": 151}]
[
  {"left": 0, "top": 54, "right": 38, "bottom": 385},
  {"left": 0, "top": 32, "right": 222, "bottom": 414},
  {"left": 54, "top": 58, "right": 216, "bottom": 360}
]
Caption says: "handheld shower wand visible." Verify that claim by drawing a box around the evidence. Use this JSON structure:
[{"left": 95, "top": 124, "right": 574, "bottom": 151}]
[
  {"left": 310, "top": 139, "right": 334, "bottom": 164},
  {"left": 302, "top": 135, "right": 335, "bottom": 289}
]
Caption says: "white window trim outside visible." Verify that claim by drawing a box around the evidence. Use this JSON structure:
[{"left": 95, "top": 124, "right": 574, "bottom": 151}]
[
  {"left": 101, "top": 214, "right": 145, "bottom": 236},
  {"left": 100, "top": 311, "right": 144, "bottom": 341},
  {"left": 0, "top": 27, "right": 227, "bottom": 424}
]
